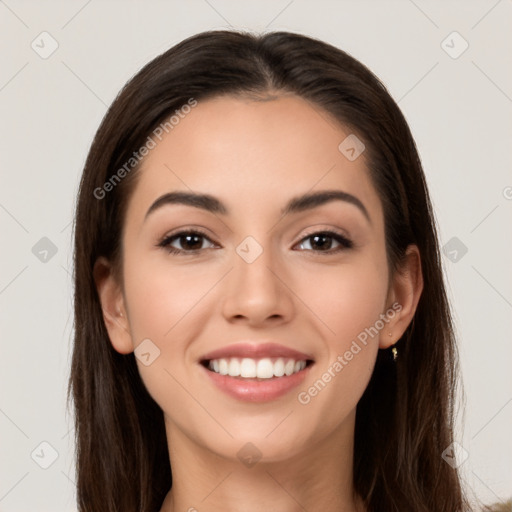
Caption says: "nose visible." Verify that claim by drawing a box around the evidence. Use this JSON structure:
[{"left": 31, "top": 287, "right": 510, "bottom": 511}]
[{"left": 221, "top": 239, "right": 294, "bottom": 327}]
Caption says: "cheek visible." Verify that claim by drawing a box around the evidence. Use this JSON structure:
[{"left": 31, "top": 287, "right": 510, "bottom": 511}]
[
  {"left": 122, "top": 255, "right": 217, "bottom": 343},
  {"left": 121, "top": 255, "right": 217, "bottom": 433},
  {"left": 120, "top": 253, "right": 203, "bottom": 383},
  {"left": 296, "top": 253, "right": 389, "bottom": 347},
  {"left": 291, "top": 254, "right": 388, "bottom": 431}
]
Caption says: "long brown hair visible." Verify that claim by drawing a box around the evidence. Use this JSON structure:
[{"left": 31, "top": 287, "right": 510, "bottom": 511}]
[{"left": 69, "top": 29, "right": 470, "bottom": 511}]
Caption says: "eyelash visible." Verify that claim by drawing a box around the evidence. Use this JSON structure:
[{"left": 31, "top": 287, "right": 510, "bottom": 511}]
[{"left": 157, "top": 228, "right": 354, "bottom": 256}]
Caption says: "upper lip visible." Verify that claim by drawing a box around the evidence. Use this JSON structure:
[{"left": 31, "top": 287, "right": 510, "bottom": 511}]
[{"left": 200, "top": 342, "right": 314, "bottom": 362}]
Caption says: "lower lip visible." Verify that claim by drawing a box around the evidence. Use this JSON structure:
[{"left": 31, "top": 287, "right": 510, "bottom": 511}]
[{"left": 200, "top": 363, "right": 312, "bottom": 402}]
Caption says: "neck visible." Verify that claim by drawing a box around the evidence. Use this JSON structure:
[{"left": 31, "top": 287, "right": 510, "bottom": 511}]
[{"left": 159, "top": 412, "right": 364, "bottom": 512}]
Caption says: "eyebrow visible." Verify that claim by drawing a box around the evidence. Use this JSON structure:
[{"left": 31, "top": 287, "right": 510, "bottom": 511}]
[{"left": 144, "top": 189, "right": 371, "bottom": 223}]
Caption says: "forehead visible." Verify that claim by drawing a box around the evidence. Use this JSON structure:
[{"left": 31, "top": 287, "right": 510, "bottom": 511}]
[{"left": 126, "top": 94, "right": 383, "bottom": 226}]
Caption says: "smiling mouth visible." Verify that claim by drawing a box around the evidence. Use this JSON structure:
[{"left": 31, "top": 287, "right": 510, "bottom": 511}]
[{"left": 201, "top": 357, "right": 315, "bottom": 380}]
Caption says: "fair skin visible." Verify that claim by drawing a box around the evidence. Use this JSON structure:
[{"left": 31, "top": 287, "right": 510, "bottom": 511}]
[{"left": 94, "top": 94, "right": 423, "bottom": 512}]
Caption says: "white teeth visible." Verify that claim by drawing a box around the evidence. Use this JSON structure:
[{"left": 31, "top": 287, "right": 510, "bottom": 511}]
[
  {"left": 218, "top": 359, "right": 229, "bottom": 375},
  {"left": 207, "top": 357, "right": 308, "bottom": 378},
  {"left": 240, "top": 358, "right": 257, "bottom": 378},
  {"left": 284, "top": 359, "right": 295, "bottom": 376},
  {"left": 273, "top": 358, "right": 285, "bottom": 377},
  {"left": 228, "top": 358, "right": 240, "bottom": 377},
  {"left": 256, "top": 358, "right": 274, "bottom": 379}
]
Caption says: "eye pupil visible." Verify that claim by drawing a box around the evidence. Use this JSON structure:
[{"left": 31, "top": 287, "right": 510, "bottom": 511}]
[
  {"left": 181, "top": 234, "right": 203, "bottom": 250},
  {"left": 310, "top": 233, "right": 331, "bottom": 250}
]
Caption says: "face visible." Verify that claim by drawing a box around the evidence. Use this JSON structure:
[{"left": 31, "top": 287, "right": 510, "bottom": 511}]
[{"left": 98, "top": 94, "right": 414, "bottom": 464}]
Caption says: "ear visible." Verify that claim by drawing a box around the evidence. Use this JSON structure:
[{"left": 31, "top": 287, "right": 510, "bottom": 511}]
[
  {"left": 93, "top": 256, "right": 134, "bottom": 354},
  {"left": 380, "top": 244, "right": 424, "bottom": 349}
]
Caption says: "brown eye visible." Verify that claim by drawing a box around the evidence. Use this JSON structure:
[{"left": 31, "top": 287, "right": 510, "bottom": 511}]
[
  {"left": 296, "top": 230, "right": 353, "bottom": 253},
  {"left": 157, "top": 229, "right": 353, "bottom": 256},
  {"left": 158, "top": 230, "right": 216, "bottom": 254}
]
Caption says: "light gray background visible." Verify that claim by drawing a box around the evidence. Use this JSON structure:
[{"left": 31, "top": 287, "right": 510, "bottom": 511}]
[{"left": 1, "top": 1, "right": 511, "bottom": 510}]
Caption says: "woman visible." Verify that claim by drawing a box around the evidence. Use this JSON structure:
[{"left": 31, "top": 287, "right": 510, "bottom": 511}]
[{"left": 69, "top": 29, "right": 471, "bottom": 511}]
